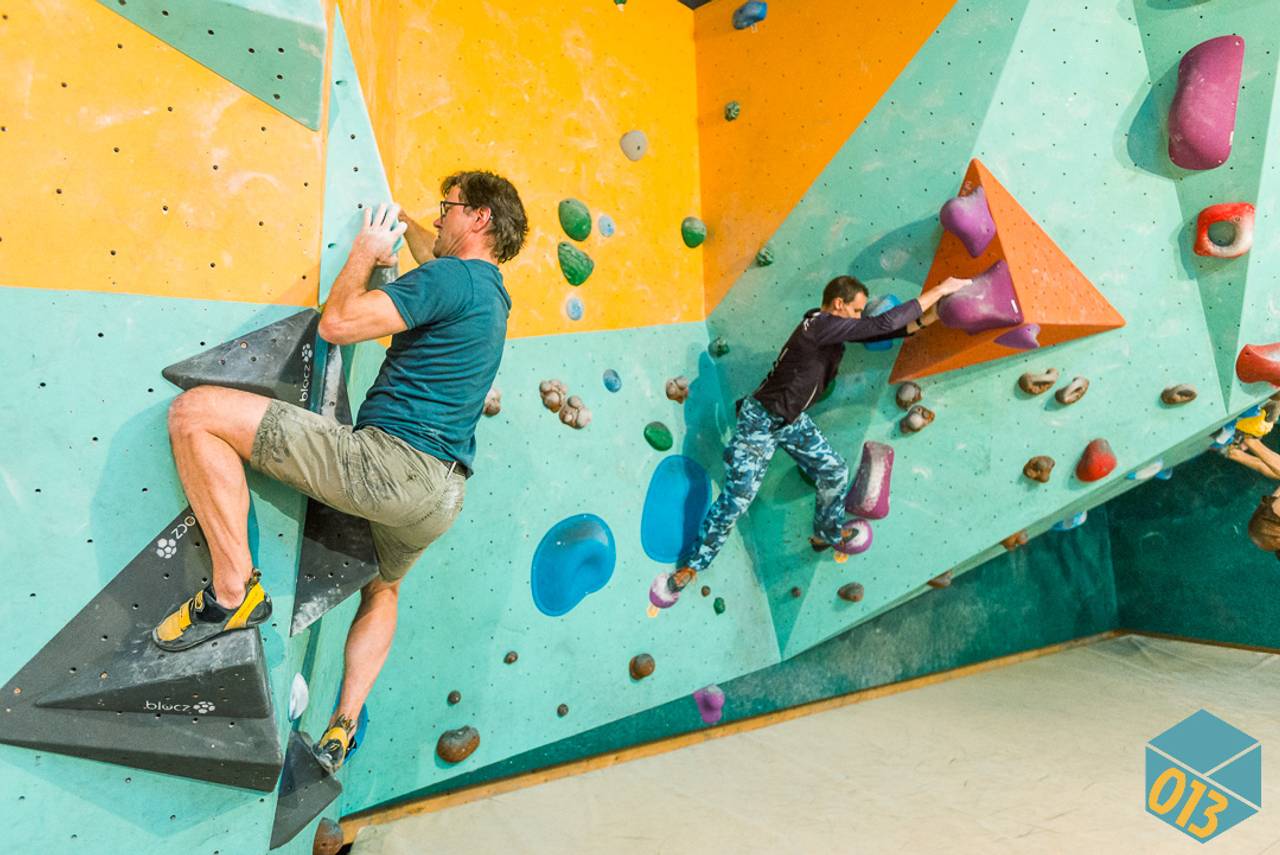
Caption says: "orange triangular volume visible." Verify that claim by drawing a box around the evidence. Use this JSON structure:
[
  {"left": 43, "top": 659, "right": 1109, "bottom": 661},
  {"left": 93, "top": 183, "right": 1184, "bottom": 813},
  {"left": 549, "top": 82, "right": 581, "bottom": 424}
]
[{"left": 889, "top": 159, "right": 1124, "bottom": 383}]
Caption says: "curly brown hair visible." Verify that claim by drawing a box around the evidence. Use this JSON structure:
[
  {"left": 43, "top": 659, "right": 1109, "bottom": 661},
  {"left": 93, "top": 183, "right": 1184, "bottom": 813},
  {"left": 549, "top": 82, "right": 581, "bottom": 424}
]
[{"left": 441, "top": 171, "right": 528, "bottom": 263}]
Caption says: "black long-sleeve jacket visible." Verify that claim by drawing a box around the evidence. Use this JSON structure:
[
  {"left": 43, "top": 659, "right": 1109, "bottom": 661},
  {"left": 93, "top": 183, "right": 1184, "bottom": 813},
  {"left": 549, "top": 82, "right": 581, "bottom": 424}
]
[{"left": 750, "top": 299, "right": 922, "bottom": 423}]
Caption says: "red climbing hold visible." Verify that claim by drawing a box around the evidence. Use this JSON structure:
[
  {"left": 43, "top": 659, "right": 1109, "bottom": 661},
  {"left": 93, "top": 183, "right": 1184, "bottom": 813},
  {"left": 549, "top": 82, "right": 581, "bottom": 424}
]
[
  {"left": 1075, "top": 438, "right": 1117, "bottom": 482},
  {"left": 1237, "top": 343, "right": 1280, "bottom": 386}
]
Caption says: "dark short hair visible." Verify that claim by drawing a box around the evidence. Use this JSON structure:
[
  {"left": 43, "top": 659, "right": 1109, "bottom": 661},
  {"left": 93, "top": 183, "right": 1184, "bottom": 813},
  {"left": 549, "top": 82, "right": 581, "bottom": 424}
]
[
  {"left": 822, "top": 275, "right": 869, "bottom": 307},
  {"left": 441, "top": 171, "right": 529, "bottom": 263}
]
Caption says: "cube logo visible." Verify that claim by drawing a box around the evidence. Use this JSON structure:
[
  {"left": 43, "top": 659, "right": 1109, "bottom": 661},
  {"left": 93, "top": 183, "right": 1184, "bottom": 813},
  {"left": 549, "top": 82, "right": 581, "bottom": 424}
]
[{"left": 1146, "top": 710, "right": 1261, "bottom": 842}]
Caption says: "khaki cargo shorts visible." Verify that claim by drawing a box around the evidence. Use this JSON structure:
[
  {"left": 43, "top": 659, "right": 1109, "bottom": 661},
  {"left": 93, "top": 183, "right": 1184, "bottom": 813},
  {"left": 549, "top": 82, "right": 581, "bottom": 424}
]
[{"left": 249, "top": 400, "right": 466, "bottom": 582}]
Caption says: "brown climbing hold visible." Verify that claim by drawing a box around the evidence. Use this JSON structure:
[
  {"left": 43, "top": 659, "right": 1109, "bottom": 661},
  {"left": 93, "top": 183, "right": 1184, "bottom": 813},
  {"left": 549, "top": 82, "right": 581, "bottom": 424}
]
[
  {"left": 503, "top": 651, "right": 518, "bottom": 664},
  {"left": 313, "top": 818, "right": 344, "bottom": 855},
  {"left": 447, "top": 690, "right": 461, "bottom": 705},
  {"left": 1023, "top": 455, "right": 1055, "bottom": 483},
  {"left": 1055, "top": 376, "right": 1089, "bottom": 405},
  {"left": 665, "top": 376, "right": 691, "bottom": 404},
  {"left": 1018, "top": 368, "right": 1059, "bottom": 396},
  {"left": 900, "top": 405, "right": 934, "bottom": 434},
  {"left": 1160, "top": 384, "right": 1197, "bottom": 405},
  {"left": 630, "top": 653, "right": 656, "bottom": 680},
  {"left": 559, "top": 394, "right": 592, "bottom": 429},
  {"left": 1002, "top": 530, "right": 1028, "bottom": 551},
  {"left": 557, "top": 703, "right": 569, "bottom": 717},
  {"left": 789, "top": 586, "right": 802, "bottom": 598},
  {"left": 482, "top": 386, "right": 501, "bottom": 416},
  {"left": 436, "top": 725, "right": 480, "bottom": 764},
  {"left": 927, "top": 571, "right": 953, "bottom": 589},
  {"left": 700, "top": 585, "right": 711, "bottom": 597},
  {"left": 539, "top": 379, "right": 568, "bottom": 412},
  {"left": 837, "top": 582, "right": 864, "bottom": 602},
  {"left": 895, "top": 381, "right": 922, "bottom": 410}
]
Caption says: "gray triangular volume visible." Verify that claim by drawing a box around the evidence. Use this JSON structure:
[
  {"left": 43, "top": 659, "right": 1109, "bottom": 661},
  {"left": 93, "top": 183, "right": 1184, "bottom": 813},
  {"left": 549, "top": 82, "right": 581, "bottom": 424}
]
[
  {"left": 36, "top": 628, "right": 271, "bottom": 719},
  {"left": 269, "top": 730, "right": 343, "bottom": 849},
  {"left": 291, "top": 499, "right": 380, "bottom": 635},
  {"left": 291, "top": 345, "right": 379, "bottom": 635},
  {"left": 0, "top": 508, "right": 283, "bottom": 791},
  {"left": 162, "top": 309, "right": 320, "bottom": 407}
]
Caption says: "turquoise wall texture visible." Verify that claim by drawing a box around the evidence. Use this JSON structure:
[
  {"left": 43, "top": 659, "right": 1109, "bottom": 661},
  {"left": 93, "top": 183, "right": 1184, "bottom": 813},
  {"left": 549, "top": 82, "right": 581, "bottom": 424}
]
[
  {"left": 4, "top": 1, "right": 1280, "bottom": 852},
  {"left": 706, "top": 0, "right": 1280, "bottom": 661}
]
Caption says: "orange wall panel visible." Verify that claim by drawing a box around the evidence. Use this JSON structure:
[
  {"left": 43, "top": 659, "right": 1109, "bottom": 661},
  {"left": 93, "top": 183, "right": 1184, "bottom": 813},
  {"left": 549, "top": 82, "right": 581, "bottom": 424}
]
[
  {"left": 0, "top": 0, "right": 326, "bottom": 306},
  {"left": 694, "top": 0, "right": 958, "bottom": 312}
]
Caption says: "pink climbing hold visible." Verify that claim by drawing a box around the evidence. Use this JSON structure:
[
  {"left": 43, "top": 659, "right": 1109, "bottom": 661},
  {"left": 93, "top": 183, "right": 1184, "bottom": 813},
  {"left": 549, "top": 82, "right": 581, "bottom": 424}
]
[
  {"left": 939, "top": 185, "right": 996, "bottom": 257},
  {"left": 844, "top": 442, "right": 894, "bottom": 520},
  {"left": 832, "top": 519, "right": 874, "bottom": 555},
  {"left": 1168, "top": 35, "right": 1245, "bottom": 171},
  {"left": 936, "top": 259, "right": 1023, "bottom": 335},
  {"left": 693, "top": 685, "right": 726, "bottom": 724},
  {"left": 1194, "top": 202, "right": 1254, "bottom": 258},
  {"left": 1237, "top": 343, "right": 1280, "bottom": 386},
  {"left": 648, "top": 572, "right": 680, "bottom": 610},
  {"left": 994, "top": 323, "right": 1041, "bottom": 350}
]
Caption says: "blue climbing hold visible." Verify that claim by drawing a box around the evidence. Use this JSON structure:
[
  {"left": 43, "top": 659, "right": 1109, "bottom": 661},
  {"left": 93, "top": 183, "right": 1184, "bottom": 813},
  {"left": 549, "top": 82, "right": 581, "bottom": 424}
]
[
  {"left": 598, "top": 214, "right": 616, "bottom": 237},
  {"left": 862, "top": 294, "right": 901, "bottom": 352},
  {"left": 641, "top": 455, "right": 712, "bottom": 563},
  {"left": 1052, "top": 511, "right": 1088, "bottom": 532},
  {"left": 566, "top": 296, "right": 584, "bottom": 321},
  {"left": 603, "top": 369, "right": 622, "bottom": 393},
  {"left": 732, "top": 1, "right": 767, "bottom": 29},
  {"left": 531, "top": 514, "right": 617, "bottom": 617}
]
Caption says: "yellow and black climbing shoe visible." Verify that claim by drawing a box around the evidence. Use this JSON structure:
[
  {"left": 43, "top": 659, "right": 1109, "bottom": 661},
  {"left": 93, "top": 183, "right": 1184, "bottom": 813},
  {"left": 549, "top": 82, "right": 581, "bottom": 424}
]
[
  {"left": 151, "top": 570, "right": 272, "bottom": 652},
  {"left": 313, "top": 715, "right": 357, "bottom": 775}
]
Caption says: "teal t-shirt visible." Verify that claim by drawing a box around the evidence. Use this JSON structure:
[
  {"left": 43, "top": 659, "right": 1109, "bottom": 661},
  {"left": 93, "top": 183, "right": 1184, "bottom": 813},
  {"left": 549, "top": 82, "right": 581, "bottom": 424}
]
[{"left": 355, "top": 257, "right": 510, "bottom": 471}]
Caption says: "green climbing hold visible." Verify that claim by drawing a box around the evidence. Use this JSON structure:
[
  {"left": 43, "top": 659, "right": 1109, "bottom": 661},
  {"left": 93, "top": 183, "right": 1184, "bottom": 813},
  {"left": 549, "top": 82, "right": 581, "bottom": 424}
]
[
  {"left": 558, "top": 199, "right": 592, "bottom": 242},
  {"left": 681, "top": 217, "right": 707, "bottom": 248},
  {"left": 724, "top": 101, "right": 741, "bottom": 121},
  {"left": 713, "top": 597, "right": 726, "bottom": 614},
  {"left": 557, "top": 242, "right": 594, "bottom": 286},
  {"left": 755, "top": 244, "right": 774, "bottom": 266},
  {"left": 644, "top": 421, "right": 674, "bottom": 452},
  {"left": 709, "top": 336, "right": 730, "bottom": 357}
]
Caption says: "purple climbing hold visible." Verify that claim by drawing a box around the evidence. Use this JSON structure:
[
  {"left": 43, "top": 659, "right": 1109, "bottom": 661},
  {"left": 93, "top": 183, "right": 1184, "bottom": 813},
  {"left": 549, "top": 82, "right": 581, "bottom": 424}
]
[
  {"left": 832, "top": 519, "right": 873, "bottom": 555},
  {"left": 939, "top": 185, "right": 996, "bottom": 257},
  {"left": 845, "top": 442, "right": 894, "bottom": 520},
  {"left": 648, "top": 572, "right": 680, "bottom": 610},
  {"left": 937, "top": 259, "right": 1022, "bottom": 335},
  {"left": 994, "top": 323, "right": 1041, "bottom": 350},
  {"left": 732, "top": 1, "right": 767, "bottom": 29},
  {"left": 693, "top": 685, "right": 726, "bottom": 724},
  {"left": 1169, "top": 35, "right": 1245, "bottom": 171}
]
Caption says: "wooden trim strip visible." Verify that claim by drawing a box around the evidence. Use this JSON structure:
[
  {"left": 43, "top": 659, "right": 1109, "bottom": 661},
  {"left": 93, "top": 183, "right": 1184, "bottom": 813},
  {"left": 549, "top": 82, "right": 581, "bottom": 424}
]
[{"left": 340, "top": 629, "right": 1123, "bottom": 844}]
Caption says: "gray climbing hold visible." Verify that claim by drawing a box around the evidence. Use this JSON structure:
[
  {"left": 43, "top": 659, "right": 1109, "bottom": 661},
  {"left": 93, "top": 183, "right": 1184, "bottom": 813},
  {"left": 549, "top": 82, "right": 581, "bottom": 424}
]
[
  {"left": 1055, "top": 377, "right": 1089, "bottom": 406},
  {"left": 1018, "top": 368, "right": 1059, "bottom": 396},
  {"left": 665, "top": 376, "right": 691, "bottom": 404},
  {"left": 900, "top": 405, "right": 934, "bottom": 434},
  {"left": 620, "top": 129, "right": 648, "bottom": 161},
  {"left": 725, "top": 100, "right": 741, "bottom": 121},
  {"left": 895, "top": 382, "right": 922, "bottom": 410},
  {"left": 483, "top": 386, "right": 502, "bottom": 416},
  {"left": 1161, "top": 384, "right": 1197, "bottom": 405},
  {"left": 755, "top": 244, "right": 774, "bottom": 266},
  {"left": 709, "top": 337, "right": 730, "bottom": 358}
]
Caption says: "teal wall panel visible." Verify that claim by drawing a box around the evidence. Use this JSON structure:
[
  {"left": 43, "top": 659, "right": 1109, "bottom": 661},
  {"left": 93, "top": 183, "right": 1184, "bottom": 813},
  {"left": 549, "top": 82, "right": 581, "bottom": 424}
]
[
  {"left": 0, "top": 286, "right": 310, "bottom": 854},
  {"left": 335, "top": 322, "right": 781, "bottom": 813},
  {"left": 1110, "top": 446, "right": 1280, "bottom": 648},
  {"left": 382, "top": 508, "right": 1118, "bottom": 806}
]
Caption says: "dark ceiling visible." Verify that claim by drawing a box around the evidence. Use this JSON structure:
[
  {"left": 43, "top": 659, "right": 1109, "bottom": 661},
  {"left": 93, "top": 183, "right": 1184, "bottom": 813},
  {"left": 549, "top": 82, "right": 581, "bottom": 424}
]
[{"left": 678, "top": 0, "right": 715, "bottom": 8}]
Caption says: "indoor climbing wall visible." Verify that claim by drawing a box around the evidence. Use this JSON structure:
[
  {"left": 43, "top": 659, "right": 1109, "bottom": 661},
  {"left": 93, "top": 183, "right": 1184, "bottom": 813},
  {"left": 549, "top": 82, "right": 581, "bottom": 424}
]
[
  {"left": 693, "top": 0, "right": 960, "bottom": 311},
  {"left": 705, "top": 0, "right": 1280, "bottom": 658}
]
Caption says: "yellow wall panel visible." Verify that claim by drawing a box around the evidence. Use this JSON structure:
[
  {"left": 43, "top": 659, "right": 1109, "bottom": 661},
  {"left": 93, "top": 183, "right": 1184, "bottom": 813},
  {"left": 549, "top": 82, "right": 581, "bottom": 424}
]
[
  {"left": 694, "top": 0, "right": 958, "bottom": 311},
  {"left": 351, "top": 0, "right": 704, "bottom": 338},
  {"left": 0, "top": 0, "right": 325, "bottom": 306}
]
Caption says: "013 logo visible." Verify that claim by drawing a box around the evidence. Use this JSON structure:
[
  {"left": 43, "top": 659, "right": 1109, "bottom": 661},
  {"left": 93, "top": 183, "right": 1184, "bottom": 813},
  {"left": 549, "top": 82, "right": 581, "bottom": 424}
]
[{"left": 1145, "top": 709, "right": 1261, "bottom": 842}]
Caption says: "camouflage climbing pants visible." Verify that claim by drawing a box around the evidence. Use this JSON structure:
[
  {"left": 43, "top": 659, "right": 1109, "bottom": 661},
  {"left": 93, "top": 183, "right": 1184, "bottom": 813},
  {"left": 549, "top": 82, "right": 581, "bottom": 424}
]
[{"left": 685, "top": 396, "right": 849, "bottom": 573}]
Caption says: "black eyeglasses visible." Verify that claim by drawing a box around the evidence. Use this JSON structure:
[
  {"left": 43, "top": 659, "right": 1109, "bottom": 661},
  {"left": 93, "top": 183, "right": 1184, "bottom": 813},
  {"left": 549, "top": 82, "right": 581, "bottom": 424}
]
[{"left": 440, "top": 200, "right": 468, "bottom": 219}]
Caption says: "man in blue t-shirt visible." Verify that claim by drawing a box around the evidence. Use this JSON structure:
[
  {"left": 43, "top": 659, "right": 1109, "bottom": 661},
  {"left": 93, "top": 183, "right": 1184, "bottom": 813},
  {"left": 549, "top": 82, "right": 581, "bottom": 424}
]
[{"left": 151, "top": 171, "right": 526, "bottom": 773}]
